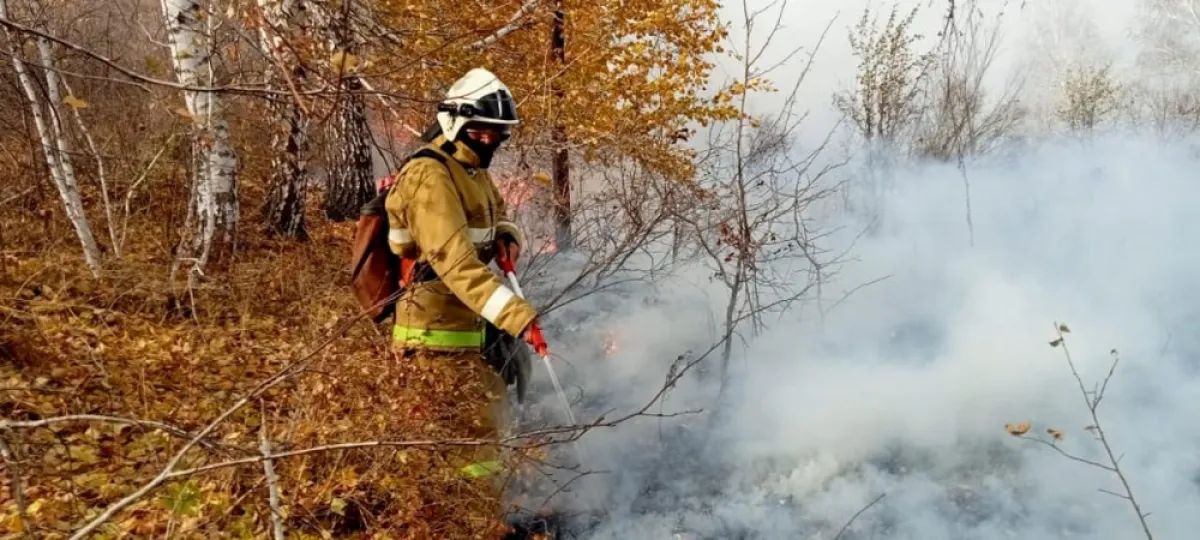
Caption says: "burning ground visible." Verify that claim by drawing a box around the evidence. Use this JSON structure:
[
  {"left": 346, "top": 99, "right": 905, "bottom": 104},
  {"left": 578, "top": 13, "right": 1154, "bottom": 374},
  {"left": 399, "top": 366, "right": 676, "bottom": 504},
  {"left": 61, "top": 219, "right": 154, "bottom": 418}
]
[{"left": 520, "top": 135, "right": 1200, "bottom": 539}]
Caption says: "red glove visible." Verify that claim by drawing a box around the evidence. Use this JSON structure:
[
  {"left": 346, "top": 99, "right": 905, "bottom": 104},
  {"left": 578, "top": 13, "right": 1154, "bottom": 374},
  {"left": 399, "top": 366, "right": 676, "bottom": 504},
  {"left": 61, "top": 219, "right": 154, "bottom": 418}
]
[
  {"left": 495, "top": 238, "right": 520, "bottom": 268},
  {"left": 522, "top": 321, "right": 549, "bottom": 357},
  {"left": 376, "top": 175, "right": 396, "bottom": 193}
]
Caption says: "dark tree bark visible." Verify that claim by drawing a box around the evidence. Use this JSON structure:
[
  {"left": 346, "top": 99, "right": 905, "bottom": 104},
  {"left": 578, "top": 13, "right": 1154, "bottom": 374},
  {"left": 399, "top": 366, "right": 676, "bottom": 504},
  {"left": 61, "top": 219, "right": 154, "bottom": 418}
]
[
  {"left": 550, "top": 1, "right": 572, "bottom": 250},
  {"left": 259, "top": 1, "right": 311, "bottom": 238},
  {"left": 261, "top": 69, "right": 310, "bottom": 238},
  {"left": 322, "top": 77, "right": 374, "bottom": 221}
]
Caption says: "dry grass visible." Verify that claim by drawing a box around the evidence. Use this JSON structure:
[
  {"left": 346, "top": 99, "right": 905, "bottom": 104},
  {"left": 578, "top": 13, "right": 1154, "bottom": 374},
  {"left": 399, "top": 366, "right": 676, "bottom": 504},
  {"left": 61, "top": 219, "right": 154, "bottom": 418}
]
[{"left": 1, "top": 188, "right": 518, "bottom": 538}]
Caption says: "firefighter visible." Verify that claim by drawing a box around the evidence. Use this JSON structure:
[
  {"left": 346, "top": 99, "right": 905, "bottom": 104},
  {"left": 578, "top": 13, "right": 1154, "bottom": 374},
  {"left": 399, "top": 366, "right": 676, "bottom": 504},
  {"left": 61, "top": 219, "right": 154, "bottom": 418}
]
[{"left": 384, "top": 68, "right": 539, "bottom": 481}]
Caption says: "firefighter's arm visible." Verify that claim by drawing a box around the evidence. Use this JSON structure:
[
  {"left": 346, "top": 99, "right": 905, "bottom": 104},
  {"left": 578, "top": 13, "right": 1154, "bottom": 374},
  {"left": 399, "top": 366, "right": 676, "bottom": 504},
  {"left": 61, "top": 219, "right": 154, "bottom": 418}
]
[
  {"left": 403, "top": 161, "right": 537, "bottom": 337},
  {"left": 384, "top": 166, "right": 411, "bottom": 256}
]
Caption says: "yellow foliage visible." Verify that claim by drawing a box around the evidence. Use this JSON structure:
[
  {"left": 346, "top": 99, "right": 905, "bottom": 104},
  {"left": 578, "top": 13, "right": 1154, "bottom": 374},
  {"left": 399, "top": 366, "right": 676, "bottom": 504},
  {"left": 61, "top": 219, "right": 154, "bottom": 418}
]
[
  {"left": 328, "top": 49, "right": 360, "bottom": 73},
  {"left": 62, "top": 94, "right": 89, "bottom": 109},
  {"left": 365, "top": 0, "right": 735, "bottom": 181}
]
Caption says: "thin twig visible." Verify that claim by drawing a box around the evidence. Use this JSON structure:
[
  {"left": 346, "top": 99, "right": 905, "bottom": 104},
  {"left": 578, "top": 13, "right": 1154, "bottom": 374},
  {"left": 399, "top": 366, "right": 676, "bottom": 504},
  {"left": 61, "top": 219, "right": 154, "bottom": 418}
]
[
  {"left": 1019, "top": 435, "right": 1115, "bottom": 472},
  {"left": 1094, "top": 349, "right": 1120, "bottom": 410},
  {"left": 833, "top": 493, "right": 887, "bottom": 540},
  {"left": 259, "top": 402, "right": 285, "bottom": 540},
  {"left": 68, "top": 312, "right": 367, "bottom": 539},
  {"left": 58, "top": 76, "right": 118, "bottom": 257},
  {"left": 1049, "top": 324, "right": 1153, "bottom": 540},
  {"left": 1, "top": 414, "right": 224, "bottom": 450},
  {"left": 1099, "top": 488, "right": 1133, "bottom": 501},
  {"left": 0, "top": 186, "right": 33, "bottom": 206},
  {"left": 0, "top": 431, "right": 30, "bottom": 539},
  {"left": 119, "top": 134, "right": 175, "bottom": 252},
  {"left": 467, "top": 0, "right": 543, "bottom": 50}
]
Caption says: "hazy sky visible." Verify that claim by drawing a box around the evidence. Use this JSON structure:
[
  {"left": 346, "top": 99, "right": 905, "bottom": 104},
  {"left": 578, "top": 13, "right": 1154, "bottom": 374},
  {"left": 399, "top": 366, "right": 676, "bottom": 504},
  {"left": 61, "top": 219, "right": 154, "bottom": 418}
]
[{"left": 714, "top": 0, "right": 1144, "bottom": 141}]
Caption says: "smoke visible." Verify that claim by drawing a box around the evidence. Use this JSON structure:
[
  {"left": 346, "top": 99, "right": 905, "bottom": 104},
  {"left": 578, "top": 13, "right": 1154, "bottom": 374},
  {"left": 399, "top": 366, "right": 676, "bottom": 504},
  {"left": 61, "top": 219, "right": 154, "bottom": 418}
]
[{"left": 519, "top": 134, "right": 1200, "bottom": 539}]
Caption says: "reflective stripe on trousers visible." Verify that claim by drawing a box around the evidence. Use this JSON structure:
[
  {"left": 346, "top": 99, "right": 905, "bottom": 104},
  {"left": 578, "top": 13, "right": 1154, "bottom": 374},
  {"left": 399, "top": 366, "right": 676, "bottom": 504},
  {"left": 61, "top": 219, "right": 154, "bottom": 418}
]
[{"left": 392, "top": 325, "right": 484, "bottom": 349}]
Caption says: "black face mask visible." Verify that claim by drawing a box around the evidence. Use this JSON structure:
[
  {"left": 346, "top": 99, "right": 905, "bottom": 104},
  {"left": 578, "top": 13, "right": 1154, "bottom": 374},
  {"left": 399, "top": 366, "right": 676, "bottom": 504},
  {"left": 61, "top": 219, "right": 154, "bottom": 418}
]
[{"left": 457, "top": 133, "right": 502, "bottom": 169}]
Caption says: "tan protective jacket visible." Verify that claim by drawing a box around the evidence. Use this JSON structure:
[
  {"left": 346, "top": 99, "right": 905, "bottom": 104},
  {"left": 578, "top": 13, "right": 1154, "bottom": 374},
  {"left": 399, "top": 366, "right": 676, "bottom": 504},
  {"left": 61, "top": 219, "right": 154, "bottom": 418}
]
[{"left": 385, "top": 137, "right": 537, "bottom": 349}]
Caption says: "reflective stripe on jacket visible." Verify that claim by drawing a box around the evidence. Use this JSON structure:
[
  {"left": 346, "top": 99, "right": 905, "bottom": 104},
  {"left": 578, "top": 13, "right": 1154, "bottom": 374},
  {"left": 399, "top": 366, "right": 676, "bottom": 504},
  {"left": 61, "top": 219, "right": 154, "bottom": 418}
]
[{"left": 384, "top": 137, "right": 536, "bottom": 349}]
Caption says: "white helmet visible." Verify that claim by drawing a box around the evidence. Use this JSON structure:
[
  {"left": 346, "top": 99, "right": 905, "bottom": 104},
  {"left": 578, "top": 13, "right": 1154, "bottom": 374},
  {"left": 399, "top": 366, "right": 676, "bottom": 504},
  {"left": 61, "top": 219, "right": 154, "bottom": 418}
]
[{"left": 436, "top": 68, "right": 519, "bottom": 141}]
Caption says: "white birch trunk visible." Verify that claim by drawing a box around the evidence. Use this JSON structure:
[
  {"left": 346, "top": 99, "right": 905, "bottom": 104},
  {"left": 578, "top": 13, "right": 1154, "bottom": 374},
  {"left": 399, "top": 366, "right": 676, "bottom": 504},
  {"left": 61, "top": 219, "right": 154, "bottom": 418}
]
[
  {"left": 1, "top": 0, "right": 103, "bottom": 276},
  {"left": 60, "top": 76, "right": 120, "bottom": 257},
  {"left": 162, "top": 0, "right": 238, "bottom": 271}
]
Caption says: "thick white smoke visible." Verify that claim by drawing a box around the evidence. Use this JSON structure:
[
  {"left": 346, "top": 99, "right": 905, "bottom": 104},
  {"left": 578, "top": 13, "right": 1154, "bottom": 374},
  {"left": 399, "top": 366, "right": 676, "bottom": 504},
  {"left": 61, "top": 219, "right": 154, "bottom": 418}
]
[{"left": 521, "top": 134, "right": 1200, "bottom": 539}]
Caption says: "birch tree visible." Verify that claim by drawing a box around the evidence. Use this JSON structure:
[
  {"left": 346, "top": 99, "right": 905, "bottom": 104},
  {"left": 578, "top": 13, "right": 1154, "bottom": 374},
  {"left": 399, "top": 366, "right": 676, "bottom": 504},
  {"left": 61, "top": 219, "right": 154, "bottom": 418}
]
[
  {"left": 320, "top": 2, "right": 374, "bottom": 222},
  {"left": 162, "top": 0, "right": 239, "bottom": 272},
  {"left": 258, "top": 0, "right": 311, "bottom": 238},
  {"left": 1, "top": 0, "right": 102, "bottom": 276}
]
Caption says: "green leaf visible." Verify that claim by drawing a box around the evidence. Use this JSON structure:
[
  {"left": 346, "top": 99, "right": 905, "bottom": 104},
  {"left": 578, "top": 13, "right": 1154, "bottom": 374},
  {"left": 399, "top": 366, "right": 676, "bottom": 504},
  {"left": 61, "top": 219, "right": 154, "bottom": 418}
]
[
  {"left": 459, "top": 460, "right": 502, "bottom": 478},
  {"left": 162, "top": 481, "right": 200, "bottom": 517},
  {"left": 329, "top": 497, "right": 347, "bottom": 516}
]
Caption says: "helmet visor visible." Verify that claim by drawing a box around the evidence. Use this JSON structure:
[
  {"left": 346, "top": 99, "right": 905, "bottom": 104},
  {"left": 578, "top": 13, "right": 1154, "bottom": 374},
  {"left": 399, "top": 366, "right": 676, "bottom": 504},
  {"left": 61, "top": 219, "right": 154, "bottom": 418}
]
[{"left": 474, "top": 89, "right": 518, "bottom": 123}]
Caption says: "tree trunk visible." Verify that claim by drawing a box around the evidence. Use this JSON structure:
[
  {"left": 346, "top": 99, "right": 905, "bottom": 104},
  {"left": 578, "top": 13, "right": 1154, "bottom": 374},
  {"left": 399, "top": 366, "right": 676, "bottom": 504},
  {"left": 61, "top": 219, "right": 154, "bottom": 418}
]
[
  {"left": 550, "top": 1, "right": 572, "bottom": 250},
  {"left": 1, "top": 1, "right": 103, "bottom": 276},
  {"left": 258, "top": 0, "right": 310, "bottom": 238},
  {"left": 162, "top": 0, "right": 239, "bottom": 272},
  {"left": 717, "top": 265, "right": 742, "bottom": 403},
  {"left": 262, "top": 92, "right": 310, "bottom": 237},
  {"left": 322, "top": 77, "right": 374, "bottom": 221}
]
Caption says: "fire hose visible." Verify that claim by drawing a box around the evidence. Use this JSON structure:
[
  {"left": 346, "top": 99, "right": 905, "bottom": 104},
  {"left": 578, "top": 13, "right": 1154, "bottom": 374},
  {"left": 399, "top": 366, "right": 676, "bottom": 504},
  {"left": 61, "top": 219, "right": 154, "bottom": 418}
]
[{"left": 495, "top": 251, "right": 579, "bottom": 430}]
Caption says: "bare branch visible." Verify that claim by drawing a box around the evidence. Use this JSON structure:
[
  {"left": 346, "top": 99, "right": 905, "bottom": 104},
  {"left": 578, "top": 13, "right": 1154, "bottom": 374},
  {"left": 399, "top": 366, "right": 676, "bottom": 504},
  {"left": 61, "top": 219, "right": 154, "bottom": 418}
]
[
  {"left": 0, "top": 432, "right": 30, "bottom": 539},
  {"left": 833, "top": 493, "right": 887, "bottom": 540},
  {"left": 259, "top": 403, "right": 285, "bottom": 540},
  {"left": 68, "top": 311, "right": 368, "bottom": 539},
  {"left": 1018, "top": 435, "right": 1115, "bottom": 472},
  {"left": 1040, "top": 325, "right": 1154, "bottom": 540},
  {"left": 467, "top": 0, "right": 543, "bottom": 50},
  {"left": 1, "top": 414, "right": 224, "bottom": 450}
]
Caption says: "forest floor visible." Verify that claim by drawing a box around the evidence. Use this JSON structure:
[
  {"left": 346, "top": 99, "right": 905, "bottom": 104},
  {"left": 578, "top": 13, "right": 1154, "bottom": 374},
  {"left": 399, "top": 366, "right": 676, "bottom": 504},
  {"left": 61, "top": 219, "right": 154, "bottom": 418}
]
[{"left": 1, "top": 194, "right": 528, "bottom": 538}]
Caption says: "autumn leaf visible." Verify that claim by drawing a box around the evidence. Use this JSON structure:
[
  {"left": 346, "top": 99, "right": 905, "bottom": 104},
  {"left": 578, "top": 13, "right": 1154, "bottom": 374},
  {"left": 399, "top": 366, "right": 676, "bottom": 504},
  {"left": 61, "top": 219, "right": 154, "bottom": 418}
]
[
  {"left": 1049, "top": 338, "right": 1063, "bottom": 348},
  {"left": 68, "top": 445, "right": 99, "bottom": 464},
  {"left": 1005, "top": 421, "right": 1031, "bottom": 436},
  {"left": 329, "top": 50, "right": 359, "bottom": 72},
  {"left": 63, "top": 94, "right": 89, "bottom": 109},
  {"left": 1047, "top": 428, "right": 1064, "bottom": 441},
  {"left": 144, "top": 55, "right": 165, "bottom": 75},
  {"left": 1058, "top": 323, "right": 1071, "bottom": 333}
]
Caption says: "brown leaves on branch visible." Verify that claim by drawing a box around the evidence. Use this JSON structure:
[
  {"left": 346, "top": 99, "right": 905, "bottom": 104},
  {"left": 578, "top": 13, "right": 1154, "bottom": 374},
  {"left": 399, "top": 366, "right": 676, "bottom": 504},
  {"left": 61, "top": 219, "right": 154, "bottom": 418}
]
[{"left": 1004, "top": 421, "right": 1031, "bottom": 436}]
